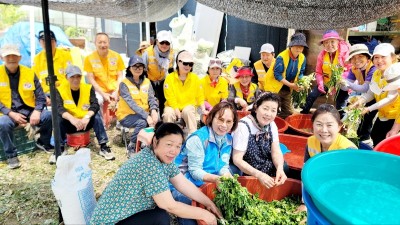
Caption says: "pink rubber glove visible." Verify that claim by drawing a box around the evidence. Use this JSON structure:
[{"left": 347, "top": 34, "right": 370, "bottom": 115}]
[{"left": 316, "top": 74, "right": 326, "bottom": 94}]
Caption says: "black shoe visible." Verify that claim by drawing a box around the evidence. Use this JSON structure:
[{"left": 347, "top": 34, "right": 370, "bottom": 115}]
[
  {"left": 99, "top": 143, "right": 115, "bottom": 160},
  {"left": 36, "top": 140, "right": 54, "bottom": 154}
]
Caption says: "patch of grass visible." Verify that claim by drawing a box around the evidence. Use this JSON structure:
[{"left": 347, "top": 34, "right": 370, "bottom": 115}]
[{"left": 0, "top": 127, "right": 129, "bottom": 225}]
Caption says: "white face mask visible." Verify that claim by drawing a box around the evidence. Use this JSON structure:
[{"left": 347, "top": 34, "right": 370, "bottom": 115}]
[{"left": 370, "top": 82, "right": 382, "bottom": 95}]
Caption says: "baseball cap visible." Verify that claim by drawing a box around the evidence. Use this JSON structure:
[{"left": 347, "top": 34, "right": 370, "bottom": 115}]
[
  {"left": 373, "top": 43, "right": 395, "bottom": 57},
  {"left": 38, "top": 30, "right": 57, "bottom": 41},
  {"left": 178, "top": 51, "right": 193, "bottom": 63},
  {"left": 65, "top": 65, "right": 82, "bottom": 78},
  {"left": 128, "top": 55, "right": 145, "bottom": 67},
  {"left": 259, "top": 43, "right": 274, "bottom": 53},
  {"left": 1, "top": 44, "right": 21, "bottom": 57},
  {"left": 157, "top": 30, "right": 172, "bottom": 43}
]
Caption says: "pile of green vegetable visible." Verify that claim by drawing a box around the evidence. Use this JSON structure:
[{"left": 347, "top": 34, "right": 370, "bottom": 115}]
[{"left": 214, "top": 176, "right": 306, "bottom": 225}]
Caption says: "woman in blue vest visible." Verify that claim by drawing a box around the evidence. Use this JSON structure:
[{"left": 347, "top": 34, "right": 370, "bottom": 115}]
[{"left": 173, "top": 101, "right": 238, "bottom": 225}]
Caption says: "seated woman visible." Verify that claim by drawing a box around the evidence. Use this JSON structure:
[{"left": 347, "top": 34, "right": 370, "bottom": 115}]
[
  {"left": 228, "top": 66, "right": 260, "bottom": 110},
  {"left": 304, "top": 104, "right": 357, "bottom": 163},
  {"left": 173, "top": 101, "right": 238, "bottom": 225},
  {"left": 231, "top": 92, "right": 287, "bottom": 189},
  {"left": 116, "top": 55, "right": 159, "bottom": 158},
  {"left": 202, "top": 58, "right": 229, "bottom": 110},
  {"left": 163, "top": 50, "right": 208, "bottom": 135},
  {"left": 90, "top": 122, "right": 222, "bottom": 225}
]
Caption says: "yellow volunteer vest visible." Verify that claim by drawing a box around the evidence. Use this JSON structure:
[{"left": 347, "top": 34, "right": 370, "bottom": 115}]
[
  {"left": 372, "top": 70, "right": 400, "bottom": 119},
  {"left": 202, "top": 75, "right": 229, "bottom": 107},
  {"left": 254, "top": 59, "right": 275, "bottom": 91},
  {"left": 263, "top": 49, "right": 305, "bottom": 93},
  {"left": 351, "top": 61, "right": 374, "bottom": 85},
  {"left": 86, "top": 50, "right": 121, "bottom": 93},
  {"left": 307, "top": 134, "right": 357, "bottom": 157},
  {"left": 0, "top": 65, "right": 36, "bottom": 115},
  {"left": 233, "top": 82, "right": 258, "bottom": 104},
  {"left": 57, "top": 82, "right": 92, "bottom": 119},
  {"left": 146, "top": 46, "right": 174, "bottom": 82},
  {"left": 322, "top": 51, "right": 339, "bottom": 84},
  {"left": 116, "top": 78, "right": 151, "bottom": 121}
]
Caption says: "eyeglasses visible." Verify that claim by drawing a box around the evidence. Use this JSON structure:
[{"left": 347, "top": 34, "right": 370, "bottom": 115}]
[
  {"left": 131, "top": 65, "right": 144, "bottom": 70},
  {"left": 179, "top": 60, "right": 194, "bottom": 67},
  {"left": 159, "top": 41, "right": 170, "bottom": 46},
  {"left": 209, "top": 59, "right": 222, "bottom": 65},
  {"left": 215, "top": 117, "right": 234, "bottom": 126}
]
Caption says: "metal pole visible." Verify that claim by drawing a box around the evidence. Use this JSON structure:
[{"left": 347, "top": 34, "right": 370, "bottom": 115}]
[{"left": 40, "top": 0, "right": 63, "bottom": 222}]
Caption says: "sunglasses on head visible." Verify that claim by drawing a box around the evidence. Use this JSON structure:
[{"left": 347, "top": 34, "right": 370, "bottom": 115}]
[
  {"left": 179, "top": 60, "right": 194, "bottom": 67},
  {"left": 159, "top": 41, "right": 170, "bottom": 46},
  {"left": 210, "top": 59, "right": 222, "bottom": 65}
]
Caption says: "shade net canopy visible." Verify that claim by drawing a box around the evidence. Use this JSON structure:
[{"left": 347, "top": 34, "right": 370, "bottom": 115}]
[{"left": 1, "top": 0, "right": 400, "bottom": 29}]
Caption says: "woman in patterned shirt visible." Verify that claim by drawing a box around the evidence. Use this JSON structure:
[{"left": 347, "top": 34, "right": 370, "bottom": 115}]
[{"left": 90, "top": 122, "right": 222, "bottom": 225}]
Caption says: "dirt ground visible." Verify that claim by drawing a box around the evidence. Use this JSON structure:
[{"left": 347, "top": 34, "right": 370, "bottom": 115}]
[{"left": 0, "top": 126, "right": 129, "bottom": 225}]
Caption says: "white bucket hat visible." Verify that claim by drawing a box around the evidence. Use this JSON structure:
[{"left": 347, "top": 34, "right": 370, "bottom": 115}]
[
  {"left": 383, "top": 63, "right": 400, "bottom": 92},
  {"left": 346, "top": 44, "right": 371, "bottom": 62},
  {"left": 370, "top": 63, "right": 400, "bottom": 94}
]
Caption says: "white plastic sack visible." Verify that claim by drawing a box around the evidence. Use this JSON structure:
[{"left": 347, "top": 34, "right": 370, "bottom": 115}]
[{"left": 51, "top": 148, "right": 96, "bottom": 225}]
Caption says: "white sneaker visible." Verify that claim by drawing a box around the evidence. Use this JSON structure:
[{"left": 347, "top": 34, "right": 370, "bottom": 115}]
[{"left": 99, "top": 143, "right": 115, "bottom": 160}]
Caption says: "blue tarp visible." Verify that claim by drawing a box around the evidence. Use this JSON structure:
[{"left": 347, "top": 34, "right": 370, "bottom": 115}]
[{"left": 0, "top": 22, "right": 73, "bottom": 67}]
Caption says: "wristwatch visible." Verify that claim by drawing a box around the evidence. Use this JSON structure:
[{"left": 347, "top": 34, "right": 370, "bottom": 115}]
[{"left": 83, "top": 115, "right": 91, "bottom": 119}]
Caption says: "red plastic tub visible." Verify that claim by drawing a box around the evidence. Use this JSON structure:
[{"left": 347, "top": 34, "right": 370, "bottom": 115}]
[
  {"left": 280, "top": 134, "right": 308, "bottom": 171},
  {"left": 192, "top": 177, "right": 302, "bottom": 225},
  {"left": 237, "top": 110, "right": 250, "bottom": 119},
  {"left": 275, "top": 116, "right": 288, "bottom": 133},
  {"left": 285, "top": 114, "right": 313, "bottom": 137},
  {"left": 66, "top": 131, "right": 90, "bottom": 148},
  {"left": 374, "top": 135, "right": 400, "bottom": 156}
]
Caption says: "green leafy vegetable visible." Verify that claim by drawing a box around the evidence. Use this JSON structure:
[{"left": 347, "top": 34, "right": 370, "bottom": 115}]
[
  {"left": 214, "top": 176, "right": 306, "bottom": 225},
  {"left": 326, "top": 65, "right": 344, "bottom": 99},
  {"left": 293, "top": 73, "right": 315, "bottom": 108}
]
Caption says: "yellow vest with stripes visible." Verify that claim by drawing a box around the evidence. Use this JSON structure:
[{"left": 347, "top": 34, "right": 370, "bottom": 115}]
[
  {"left": 145, "top": 46, "right": 174, "bottom": 82},
  {"left": 116, "top": 78, "right": 151, "bottom": 121},
  {"left": 0, "top": 65, "right": 36, "bottom": 115},
  {"left": 86, "top": 50, "right": 121, "bottom": 93},
  {"left": 263, "top": 49, "right": 305, "bottom": 93},
  {"left": 58, "top": 82, "right": 92, "bottom": 119},
  {"left": 322, "top": 51, "right": 339, "bottom": 84},
  {"left": 372, "top": 70, "right": 400, "bottom": 119},
  {"left": 307, "top": 134, "right": 357, "bottom": 157},
  {"left": 254, "top": 59, "right": 275, "bottom": 91},
  {"left": 233, "top": 82, "right": 258, "bottom": 104},
  {"left": 351, "top": 61, "right": 374, "bottom": 85}
]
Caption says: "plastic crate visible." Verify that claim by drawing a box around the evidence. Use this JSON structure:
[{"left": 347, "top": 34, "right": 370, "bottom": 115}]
[{"left": 0, "top": 127, "right": 37, "bottom": 161}]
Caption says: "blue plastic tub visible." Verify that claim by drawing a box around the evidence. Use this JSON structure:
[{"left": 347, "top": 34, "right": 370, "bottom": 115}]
[
  {"left": 302, "top": 150, "right": 400, "bottom": 224},
  {"left": 302, "top": 187, "right": 330, "bottom": 225}
]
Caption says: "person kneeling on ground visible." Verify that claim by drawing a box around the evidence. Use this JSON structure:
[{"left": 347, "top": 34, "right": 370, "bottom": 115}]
[
  {"left": 55, "top": 65, "right": 115, "bottom": 164},
  {"left": 90, "top": 122, "right": 222, "bottom": 225}
]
